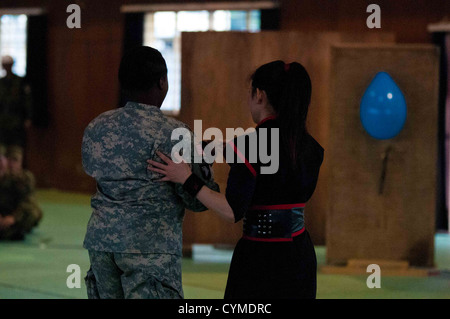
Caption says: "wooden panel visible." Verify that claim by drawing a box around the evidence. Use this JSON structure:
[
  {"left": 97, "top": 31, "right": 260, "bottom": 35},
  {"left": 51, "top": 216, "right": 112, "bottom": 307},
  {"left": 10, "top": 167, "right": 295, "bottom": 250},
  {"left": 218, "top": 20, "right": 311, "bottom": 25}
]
[
  {"left": 280, "top": 0, "right": 450, "bottom": 43},
  {"left": 0, "top": 0, "right": 443, "bottom": 196},
  {"left": 180, "top": 31, "right": 395, "bottom": 246},
  {"left": 327, "top": 44, "right": 439, "bottom": 267},
  {"left": 180, "top": 32, "right": 253, "bottom": 246},
  {"left": 19, "top": 0, "right": 124, "bottom": 192}
]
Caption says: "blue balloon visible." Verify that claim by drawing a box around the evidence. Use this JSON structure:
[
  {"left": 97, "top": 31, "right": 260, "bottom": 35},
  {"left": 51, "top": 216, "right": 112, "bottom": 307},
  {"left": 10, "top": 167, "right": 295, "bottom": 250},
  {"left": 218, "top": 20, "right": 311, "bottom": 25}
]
[{"left": 360, "top": 72, "right": 407, "bottom": 140}]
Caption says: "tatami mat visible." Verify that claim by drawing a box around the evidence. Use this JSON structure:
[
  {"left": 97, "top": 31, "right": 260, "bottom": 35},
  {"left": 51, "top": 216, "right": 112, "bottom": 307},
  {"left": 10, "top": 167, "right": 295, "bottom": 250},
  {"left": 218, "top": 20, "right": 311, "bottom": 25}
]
[{"left": 0, "top": 189, "right": 449, "bottom": 299}]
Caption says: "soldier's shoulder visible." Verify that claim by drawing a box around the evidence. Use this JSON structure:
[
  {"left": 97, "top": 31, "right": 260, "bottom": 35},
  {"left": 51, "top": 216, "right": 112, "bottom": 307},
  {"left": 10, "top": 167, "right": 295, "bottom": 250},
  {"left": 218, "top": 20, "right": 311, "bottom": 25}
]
[
  {"left": 8, "top": 74, "right": 24, "bottom": 81},
  {"left": 164, "top": 115, "right": 192, "bottom": 132},
  {"left": 11, "top": 74, "right": 27, "bottom": 86},
  {"left": 85, "top": 109, "right": 121, "bottom": 129}
]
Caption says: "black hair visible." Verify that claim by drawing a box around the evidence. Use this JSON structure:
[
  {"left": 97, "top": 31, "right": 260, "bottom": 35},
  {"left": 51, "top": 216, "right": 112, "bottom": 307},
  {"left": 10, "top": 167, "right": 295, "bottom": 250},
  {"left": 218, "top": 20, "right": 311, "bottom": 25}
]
[
  {"left": 251, "top": 60, "right": 312, "bottom": 169},
  {"left": 118, "top": 46, "right": 167, "bottom": 93}
]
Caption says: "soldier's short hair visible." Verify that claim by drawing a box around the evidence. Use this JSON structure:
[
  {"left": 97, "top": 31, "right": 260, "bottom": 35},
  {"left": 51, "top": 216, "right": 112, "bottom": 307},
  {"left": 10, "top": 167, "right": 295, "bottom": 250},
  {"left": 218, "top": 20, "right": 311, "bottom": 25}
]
[{"left": 118, "top": 46, "right": 167, "bottom": 93}]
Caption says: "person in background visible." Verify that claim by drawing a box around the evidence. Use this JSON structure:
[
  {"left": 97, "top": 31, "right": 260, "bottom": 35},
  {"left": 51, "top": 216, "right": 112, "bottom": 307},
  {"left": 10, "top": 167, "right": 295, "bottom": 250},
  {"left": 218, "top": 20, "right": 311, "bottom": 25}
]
[
  {"left": 0, "top": 55, "right": 32, "bottom": 148},
  {"left": 0, "top": 144, "right": 15, "bottom": 234},
  {"left": 0, "top": 145, "right": 42, "bottom": 240}
]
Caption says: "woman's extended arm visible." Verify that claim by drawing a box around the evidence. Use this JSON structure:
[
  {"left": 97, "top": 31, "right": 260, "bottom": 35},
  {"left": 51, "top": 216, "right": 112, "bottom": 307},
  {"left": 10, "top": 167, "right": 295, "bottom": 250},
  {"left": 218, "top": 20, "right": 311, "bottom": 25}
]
[
  {"left": 147, "top": 151, "right": 234, "bottom": 223},
  {"left": 195, "top": 187, "right": 234, "bottom": 223}
]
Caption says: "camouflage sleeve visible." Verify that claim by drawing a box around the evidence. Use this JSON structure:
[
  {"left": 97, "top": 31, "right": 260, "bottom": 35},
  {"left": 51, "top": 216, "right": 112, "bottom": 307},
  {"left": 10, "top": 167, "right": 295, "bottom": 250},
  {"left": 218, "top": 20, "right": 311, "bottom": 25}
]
[
  {"left": 81, "top": 124, "right": 95, "bottom": 177},
  {"left": 171, "top": 124, "right": 219, "bottom": 212},
  {"left": 12, "top": 197, "right": 42, "bottom": 233},
  {"left": 18, "top": 170, "right": 36, "bottom": 195}
]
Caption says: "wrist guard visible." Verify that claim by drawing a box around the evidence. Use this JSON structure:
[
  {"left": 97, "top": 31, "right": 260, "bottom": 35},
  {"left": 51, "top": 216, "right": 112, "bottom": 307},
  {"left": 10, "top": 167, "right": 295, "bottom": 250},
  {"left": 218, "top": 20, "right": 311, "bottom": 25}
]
[{"left": 183, "top": 173, "right": 205, "bottom": 197}]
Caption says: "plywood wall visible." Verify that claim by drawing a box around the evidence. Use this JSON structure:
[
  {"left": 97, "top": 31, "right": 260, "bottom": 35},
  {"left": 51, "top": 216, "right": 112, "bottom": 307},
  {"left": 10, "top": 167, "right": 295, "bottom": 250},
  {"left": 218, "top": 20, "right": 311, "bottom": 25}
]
[
  {"left": 179, "top": 31, "right": 395, "bottom": 247},
  {"left": 327, "top": 44, "right": 439, "bottom": 267},
  {"left": 0, "top": 0, "right": 444, "bottom": 196}
]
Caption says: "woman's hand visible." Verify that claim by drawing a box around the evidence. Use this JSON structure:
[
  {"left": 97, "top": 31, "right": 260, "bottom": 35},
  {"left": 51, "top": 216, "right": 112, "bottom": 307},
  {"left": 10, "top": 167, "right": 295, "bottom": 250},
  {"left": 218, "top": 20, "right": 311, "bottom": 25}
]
[
  {"left": 147, "top": 151, "right": 192, "bottom": 184},
  {"left": 148, "top": 151, "right": 235, "bottom": 223}
]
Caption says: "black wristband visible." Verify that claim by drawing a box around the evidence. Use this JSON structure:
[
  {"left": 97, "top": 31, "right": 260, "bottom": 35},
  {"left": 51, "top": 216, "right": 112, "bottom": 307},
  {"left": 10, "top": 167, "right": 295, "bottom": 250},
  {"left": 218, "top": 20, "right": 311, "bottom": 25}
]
[{"left": 182, "top": 173, "right": 206, "bottom": 197}]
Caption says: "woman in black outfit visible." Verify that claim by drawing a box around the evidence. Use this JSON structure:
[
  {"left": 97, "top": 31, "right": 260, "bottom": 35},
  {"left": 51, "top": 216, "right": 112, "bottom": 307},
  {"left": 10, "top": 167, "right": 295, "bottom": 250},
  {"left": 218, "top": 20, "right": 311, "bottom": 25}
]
[{"left": 148, "top": 60, "right": 324, "bottom": 299}]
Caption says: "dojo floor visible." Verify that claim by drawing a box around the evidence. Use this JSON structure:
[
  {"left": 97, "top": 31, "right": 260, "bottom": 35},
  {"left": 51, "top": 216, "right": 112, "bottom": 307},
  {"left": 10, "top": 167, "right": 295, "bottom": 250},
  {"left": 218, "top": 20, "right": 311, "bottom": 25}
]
[{"left": 0, "top": 189, "right": 449, "bottom": 299}]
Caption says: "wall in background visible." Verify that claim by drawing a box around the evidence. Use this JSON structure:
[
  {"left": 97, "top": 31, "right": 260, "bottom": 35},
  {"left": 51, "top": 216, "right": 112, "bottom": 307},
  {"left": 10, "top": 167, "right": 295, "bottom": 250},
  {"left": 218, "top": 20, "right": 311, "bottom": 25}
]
[
  {"left": 280, "top": 0, "right": 449, "bottom": 43},
  {"left": 0, "top": 1, "right": 446, "bottom": 245},
  {"left": 0, "top": 0, "right": 445, "bottom": 193}
]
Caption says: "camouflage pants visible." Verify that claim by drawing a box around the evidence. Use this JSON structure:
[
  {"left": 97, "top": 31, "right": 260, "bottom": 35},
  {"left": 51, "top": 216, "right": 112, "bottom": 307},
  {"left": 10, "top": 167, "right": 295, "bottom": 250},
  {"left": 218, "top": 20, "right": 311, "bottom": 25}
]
[{"left": 85, "top": 250, "right": 183, "bottom": 299}]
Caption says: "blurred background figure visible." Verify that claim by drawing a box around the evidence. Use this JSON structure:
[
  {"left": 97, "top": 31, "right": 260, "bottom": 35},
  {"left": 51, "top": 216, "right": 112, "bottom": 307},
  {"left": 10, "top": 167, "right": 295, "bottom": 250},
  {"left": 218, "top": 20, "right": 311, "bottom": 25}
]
[
  {"left": 0, "top": 55, "right": 32, "bottom": 149},
  {"left": 0, "top": 144, "right": 42, "bottom": 240},
  {"left": 0, "top": 144, "right": 15, "bottom": 235}
]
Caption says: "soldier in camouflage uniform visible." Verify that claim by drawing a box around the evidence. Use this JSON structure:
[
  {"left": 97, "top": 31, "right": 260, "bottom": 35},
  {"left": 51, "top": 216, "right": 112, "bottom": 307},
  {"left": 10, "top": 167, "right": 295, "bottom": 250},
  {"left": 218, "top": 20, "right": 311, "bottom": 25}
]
[
  {"left": 0, "top": 56, "right": 32, "bottom": 147},
  {"left": 0, "top": 145, "right": 42, "bottom": 240},
  {"left": 82, "top": 46, "right": 219, "bottom": 299},
  {"left": 7, "top": 145, "right": 42, "bottom": 232}
]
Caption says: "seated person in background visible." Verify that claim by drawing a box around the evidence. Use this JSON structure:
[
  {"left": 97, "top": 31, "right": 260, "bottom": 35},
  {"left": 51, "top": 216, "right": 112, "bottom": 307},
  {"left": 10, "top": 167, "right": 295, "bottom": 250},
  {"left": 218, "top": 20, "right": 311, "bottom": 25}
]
[
  {"left": 0, "top": 145, "right": 42, "bottom": 240},
  {"left": 0, "top": 144, "right": 15, "bottom": 234}
]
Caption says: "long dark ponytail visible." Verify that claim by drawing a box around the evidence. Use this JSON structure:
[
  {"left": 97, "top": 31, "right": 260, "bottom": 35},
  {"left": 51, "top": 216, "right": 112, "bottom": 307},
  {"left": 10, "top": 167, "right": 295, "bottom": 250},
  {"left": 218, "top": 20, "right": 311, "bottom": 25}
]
[{"left": 251, "top": 60, "right": 312, "bottom": 169}]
